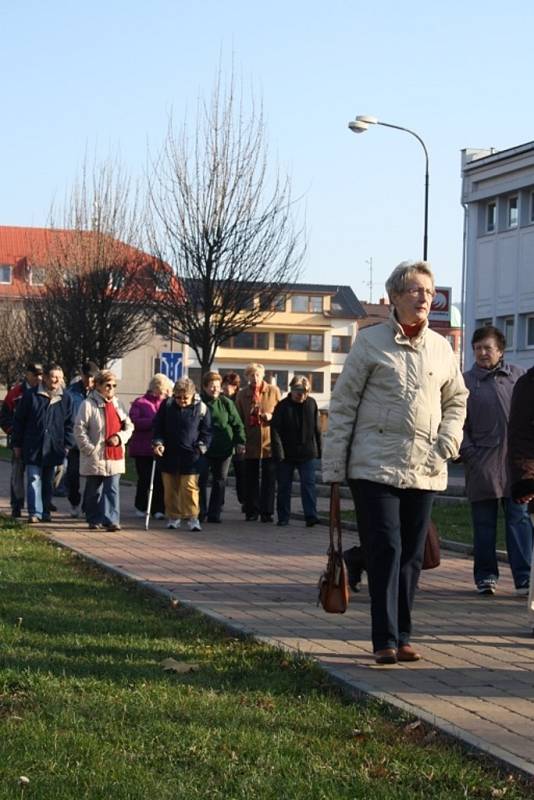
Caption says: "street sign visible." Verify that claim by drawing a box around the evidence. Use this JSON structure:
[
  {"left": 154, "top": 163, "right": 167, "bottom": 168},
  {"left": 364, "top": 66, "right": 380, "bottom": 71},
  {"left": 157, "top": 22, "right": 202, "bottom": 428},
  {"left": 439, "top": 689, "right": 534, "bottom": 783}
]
[
  {"left": 159, "top": 352, "right": 183, "bottom": 381},
  {"left": 429, "top": 287, "right": 452, "bottom": 323}
]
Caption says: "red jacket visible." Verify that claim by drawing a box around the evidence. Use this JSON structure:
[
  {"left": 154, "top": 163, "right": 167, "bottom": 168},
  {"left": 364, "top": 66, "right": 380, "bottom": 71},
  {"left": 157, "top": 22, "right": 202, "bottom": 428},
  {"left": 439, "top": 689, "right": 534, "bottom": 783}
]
[{"left": 0, "top": 382, "right": 25, "bottom": 435}]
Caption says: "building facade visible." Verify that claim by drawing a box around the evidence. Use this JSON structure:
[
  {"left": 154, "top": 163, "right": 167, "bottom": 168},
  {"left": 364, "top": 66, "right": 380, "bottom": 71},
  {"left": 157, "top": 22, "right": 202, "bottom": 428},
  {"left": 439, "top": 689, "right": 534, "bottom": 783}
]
[{"left": 461, "top": 142, "right": 534, "bottom": 369}]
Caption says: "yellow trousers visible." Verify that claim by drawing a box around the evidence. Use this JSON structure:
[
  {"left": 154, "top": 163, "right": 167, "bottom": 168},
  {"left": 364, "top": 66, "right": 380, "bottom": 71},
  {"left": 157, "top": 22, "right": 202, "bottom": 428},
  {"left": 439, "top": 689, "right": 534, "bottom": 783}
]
[{"left": 161, "top": 472, "right": 199, "bottom": 519}]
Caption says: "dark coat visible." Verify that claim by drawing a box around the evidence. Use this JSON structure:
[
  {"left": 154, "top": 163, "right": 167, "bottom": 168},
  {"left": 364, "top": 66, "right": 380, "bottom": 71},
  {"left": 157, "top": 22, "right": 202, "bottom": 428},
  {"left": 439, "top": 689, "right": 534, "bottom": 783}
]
[
  {"left": 152, "top": 396, "right": 212, "bottom": 475},
  {"left": 460, "top": 361, "right": 524, "bottom": 502},
  {"left": 12, "top": 386, "right": 75, "bottom": 467},
  {"left": 271, "top": 395, "right": 322, "bottom": 463},
  {"left": 509, "top": 366, "right": 534, "bottom": 501}
]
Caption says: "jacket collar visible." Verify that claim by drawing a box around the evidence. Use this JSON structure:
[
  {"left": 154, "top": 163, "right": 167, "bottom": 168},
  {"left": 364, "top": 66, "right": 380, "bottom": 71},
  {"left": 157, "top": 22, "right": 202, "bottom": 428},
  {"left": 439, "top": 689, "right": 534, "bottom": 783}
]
[
  {"left": 470, "top": 361, "right": 511, "bottom": 381},
  {"left": 387, "top": 308, "right": 428, "bottom": 346}
]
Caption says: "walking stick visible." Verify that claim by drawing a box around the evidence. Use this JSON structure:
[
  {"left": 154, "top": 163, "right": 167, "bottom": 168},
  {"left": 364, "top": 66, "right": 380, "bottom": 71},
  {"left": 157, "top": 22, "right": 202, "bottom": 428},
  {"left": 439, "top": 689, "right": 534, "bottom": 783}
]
[{"left": 145, "top": 459, "right": 157, "bottom": 531}]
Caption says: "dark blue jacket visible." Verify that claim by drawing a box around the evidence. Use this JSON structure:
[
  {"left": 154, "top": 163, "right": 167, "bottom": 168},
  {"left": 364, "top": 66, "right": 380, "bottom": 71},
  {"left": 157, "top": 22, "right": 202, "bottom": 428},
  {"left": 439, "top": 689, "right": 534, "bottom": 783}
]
[
  {"left": 67, "top": 379, "right": 91, "bottom": 417},
  {"left": 12, "top": 386, "right": 75, "bottom": 467},
  {"left": 152, "top": 396, "right": 212, "bottom": 475}
]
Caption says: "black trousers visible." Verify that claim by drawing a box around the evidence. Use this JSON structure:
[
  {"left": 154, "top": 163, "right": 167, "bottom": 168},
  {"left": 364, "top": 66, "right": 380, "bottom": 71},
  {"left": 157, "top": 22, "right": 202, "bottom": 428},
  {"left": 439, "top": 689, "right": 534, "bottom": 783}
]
[
  {"left": 198, "top": 455, "right": 232, "bottom": 521},
  {"left": 66, "top": 448, "right": 82, "bottom": 508},
  {"left": 134, "top": 456, "right": 165, "bottom": 515},
  {"left": 244, "top": 458, "right": 276, "bottom": 517},
  {"left": 350, "top": 479, "right": 434, "bottom": 652}
]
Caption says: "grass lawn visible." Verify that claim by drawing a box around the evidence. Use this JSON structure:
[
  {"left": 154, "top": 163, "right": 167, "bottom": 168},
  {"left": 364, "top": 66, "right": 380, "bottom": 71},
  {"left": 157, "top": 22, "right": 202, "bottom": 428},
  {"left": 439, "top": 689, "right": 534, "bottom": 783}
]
[{"left": 0, "top": 519, "right": 531, "bottom": 799}]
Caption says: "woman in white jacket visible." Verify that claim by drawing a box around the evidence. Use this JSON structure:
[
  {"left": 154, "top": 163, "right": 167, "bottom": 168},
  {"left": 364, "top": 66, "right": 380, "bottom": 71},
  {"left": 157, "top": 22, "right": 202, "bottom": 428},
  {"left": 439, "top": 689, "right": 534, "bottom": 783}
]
[
  {"left": 322, "top": 262, "right": 467, "bottom": 665},
  {"left": 74, "top": 370, "right": 133, "bottom": 531}
]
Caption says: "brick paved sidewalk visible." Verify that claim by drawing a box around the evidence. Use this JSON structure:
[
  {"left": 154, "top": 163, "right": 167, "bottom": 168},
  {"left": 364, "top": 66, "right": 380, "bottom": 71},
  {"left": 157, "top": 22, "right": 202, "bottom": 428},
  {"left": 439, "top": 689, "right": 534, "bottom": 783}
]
[{"left": 1, "top": 459, "right": 534, "bottom": 778}]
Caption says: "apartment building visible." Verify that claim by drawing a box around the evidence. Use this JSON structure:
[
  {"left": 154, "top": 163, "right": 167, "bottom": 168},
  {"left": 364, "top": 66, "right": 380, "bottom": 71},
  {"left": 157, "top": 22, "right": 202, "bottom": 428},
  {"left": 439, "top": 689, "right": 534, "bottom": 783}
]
[{"left": 461, "top": 141, "right": 534, "bottom": 369}]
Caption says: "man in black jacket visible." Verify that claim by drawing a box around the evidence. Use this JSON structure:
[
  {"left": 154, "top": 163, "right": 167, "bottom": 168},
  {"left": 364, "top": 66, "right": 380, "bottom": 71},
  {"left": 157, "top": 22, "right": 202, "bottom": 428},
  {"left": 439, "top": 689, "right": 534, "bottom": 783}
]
[{"left": 271, "top": 375, "right": 322, "bottom": 527}]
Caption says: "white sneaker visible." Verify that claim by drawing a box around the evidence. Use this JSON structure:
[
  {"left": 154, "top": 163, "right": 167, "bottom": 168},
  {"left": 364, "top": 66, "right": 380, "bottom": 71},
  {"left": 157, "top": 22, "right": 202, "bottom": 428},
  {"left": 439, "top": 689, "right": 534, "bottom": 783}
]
[
  {"left": 188, "top": 518, "right": 202, "bottom": 531},
  {"left": 166, "top": 518, "right": 181, "bottom": 529},
  {"left": 153, "top": 512, "right": 165, "bottom": 520},
  {"left": 69, "top": 504, "right": 81, "bottom": 518},
  {"left": 135, "top": 509, "right": 146, "bottom": 518}
]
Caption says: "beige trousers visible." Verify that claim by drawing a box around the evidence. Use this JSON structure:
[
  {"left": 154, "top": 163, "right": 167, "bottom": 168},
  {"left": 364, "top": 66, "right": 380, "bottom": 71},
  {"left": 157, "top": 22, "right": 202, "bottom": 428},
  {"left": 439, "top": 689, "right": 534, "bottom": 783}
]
[{"left": 161, "top": 472, "right": 199, "bottom": 519}]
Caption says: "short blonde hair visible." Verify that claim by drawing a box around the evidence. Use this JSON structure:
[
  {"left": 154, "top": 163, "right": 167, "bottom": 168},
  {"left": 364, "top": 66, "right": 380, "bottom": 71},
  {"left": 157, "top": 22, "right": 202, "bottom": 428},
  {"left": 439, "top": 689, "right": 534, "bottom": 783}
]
[
  {"left": 202, "top": 370, "right": 222, "bottom": 388},
  {"left": 385, "top": 261, "right": 435, "bottom": 299},
  {"left": 173, "top": 377, "right": 196, "bottom": 396},
  {"left": 148, "top": 373, "right": 173, "bottom": 395},
  {"left": 244, "top": 362, "right": 265, "bottom": 380},
  {"left": 95, "top": 369, "right": 117, "bottom": 387}
]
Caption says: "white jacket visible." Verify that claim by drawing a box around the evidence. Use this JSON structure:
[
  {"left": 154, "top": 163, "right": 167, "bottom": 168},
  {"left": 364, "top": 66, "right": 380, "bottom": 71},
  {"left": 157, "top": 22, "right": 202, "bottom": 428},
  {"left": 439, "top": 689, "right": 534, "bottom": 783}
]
[
  {"left": 74, "top": 390, "right": 134, "bottom": 477},
  {"left": 322, "top": 313, "right": 468, "bottom": 491}
]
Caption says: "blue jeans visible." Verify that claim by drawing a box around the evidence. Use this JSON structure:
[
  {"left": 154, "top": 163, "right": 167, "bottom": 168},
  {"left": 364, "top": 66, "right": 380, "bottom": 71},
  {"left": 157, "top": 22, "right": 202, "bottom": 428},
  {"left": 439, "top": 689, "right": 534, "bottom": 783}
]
[
  {"left": 351, "top": 479, "right": 435, "bottom": 652},
  {"left": 276, "top": 460, "right": 317, "bottom": 523},
  {"left": 84, "top": 475, "right": 121, "bottom": 526},
  {"left": 471, "top": 498, "right": 533, "bottom": 588},
  {"left": 26, "top": 464, "right": 55, "bottom": 518}
]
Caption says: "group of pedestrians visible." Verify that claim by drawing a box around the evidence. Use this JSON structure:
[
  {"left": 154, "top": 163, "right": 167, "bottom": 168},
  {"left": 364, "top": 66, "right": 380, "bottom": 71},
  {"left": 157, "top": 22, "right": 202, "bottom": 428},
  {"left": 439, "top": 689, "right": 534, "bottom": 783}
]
[{"left": 2, "top": 259, "right": 534, "bottom": 659}]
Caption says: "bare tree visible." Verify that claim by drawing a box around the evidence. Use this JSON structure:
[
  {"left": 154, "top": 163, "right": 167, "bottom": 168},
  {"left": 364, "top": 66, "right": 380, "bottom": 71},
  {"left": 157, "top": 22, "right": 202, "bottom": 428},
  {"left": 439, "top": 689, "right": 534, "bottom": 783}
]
[
  {"left": 0, "top": 302, "right": 30, "bottom": 387},
  {"left": 23, "top": 160, "right": 155, "bottom": 380},
  {"left": 146, "top": 72, "right": 305, "bottom": 373}
]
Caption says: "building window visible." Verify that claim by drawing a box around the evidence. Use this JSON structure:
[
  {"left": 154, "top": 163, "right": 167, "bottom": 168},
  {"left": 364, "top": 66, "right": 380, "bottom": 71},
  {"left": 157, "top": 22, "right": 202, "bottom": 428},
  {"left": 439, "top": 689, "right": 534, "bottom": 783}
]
[
  {"left": 0, "top": 265, "right": 12, "bottom": 284},
  {"left": 476, "top": 318, "right": 493, "bottom": 328},
  {"left": 274, "top": 333, "right": 323, "bottom": 352},
  {"left": 331, "top": 335, "right": 351, "bottom": 353},
  {"left": 265, "top": 370, "right": 288, "bottom": 391},
  {"left": 300, "top": 371, "right": 324, "bottom": 393},
  {"left": 291, "top": 295, "right": 323, "bottom": 313},
  {"left": 226, "top": 331, "right": 269, "bottom": 349},
  {"left": 503, "top": 317, "right": 515, "bottom": 349},
  {"left": 109, "top": 269, "right": 126, "bottom": 290},
  {"left": 507, "top": 197, "right": 518, "bottom": 229},
  {"left": 260, "top": 294, "right": 286, "bottom": 312},
  {"left": 526, "top": 316, "right": 534, "bottom": 348},
  {"left": 330, "top": 372, "right": 340, "bottom": 391},
  {"left": 530, "top": 192, "right": 534, "bottom": 223},
  {"left": 30, "top": 267, "right": 46, "bottom": 286},
  {"left": 486, "top": 201, "right": 496, "bottom": 233}
]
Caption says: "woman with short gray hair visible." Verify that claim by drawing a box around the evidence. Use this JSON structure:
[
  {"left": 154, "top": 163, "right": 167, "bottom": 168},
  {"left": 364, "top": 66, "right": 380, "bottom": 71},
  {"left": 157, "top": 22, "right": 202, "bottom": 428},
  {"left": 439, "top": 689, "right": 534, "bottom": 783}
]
[{"left": 323, "top": 260, "right": 467, "bottom": 665}]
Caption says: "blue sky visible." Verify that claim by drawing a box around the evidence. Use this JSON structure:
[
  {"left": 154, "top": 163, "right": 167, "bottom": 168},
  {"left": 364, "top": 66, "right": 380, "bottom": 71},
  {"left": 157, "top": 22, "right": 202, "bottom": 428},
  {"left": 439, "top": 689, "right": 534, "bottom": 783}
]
[{"left": 2, "top": 0, "right": 533, "bottom": 304}]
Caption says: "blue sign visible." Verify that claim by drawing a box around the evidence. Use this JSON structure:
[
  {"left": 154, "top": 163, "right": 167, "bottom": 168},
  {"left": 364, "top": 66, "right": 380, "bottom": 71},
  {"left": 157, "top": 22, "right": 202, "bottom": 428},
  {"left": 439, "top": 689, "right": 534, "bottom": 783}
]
[{"left": 160, "top": 352, "right": 183, "bottom": 381}]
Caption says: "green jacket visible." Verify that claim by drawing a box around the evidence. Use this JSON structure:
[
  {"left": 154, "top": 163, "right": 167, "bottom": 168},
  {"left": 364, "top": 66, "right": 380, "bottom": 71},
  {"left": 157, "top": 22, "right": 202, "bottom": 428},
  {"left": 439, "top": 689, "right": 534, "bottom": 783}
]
[{"left": 201, "top": 393, "right": 246, "bottom": 459}]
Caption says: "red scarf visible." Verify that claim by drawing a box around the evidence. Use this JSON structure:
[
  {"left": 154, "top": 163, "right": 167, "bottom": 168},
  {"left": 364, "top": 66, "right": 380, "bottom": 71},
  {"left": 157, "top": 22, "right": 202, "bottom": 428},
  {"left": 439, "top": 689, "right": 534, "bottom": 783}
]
[
  {"left": 248, "top": 381, "right": 265, "bottom": 427},
  {"left": 401, "top": 321, "right": 424, "bottom": 339},
  {"left": 104, "top": 400, "right": 123, "bottom": 460}
]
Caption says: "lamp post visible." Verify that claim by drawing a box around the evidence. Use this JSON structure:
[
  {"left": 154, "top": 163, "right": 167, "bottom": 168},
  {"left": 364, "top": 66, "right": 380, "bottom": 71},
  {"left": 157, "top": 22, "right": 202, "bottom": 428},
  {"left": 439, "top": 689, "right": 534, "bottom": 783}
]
[{"left": 348, "top": 115, "right": 429, "bottom": 261}]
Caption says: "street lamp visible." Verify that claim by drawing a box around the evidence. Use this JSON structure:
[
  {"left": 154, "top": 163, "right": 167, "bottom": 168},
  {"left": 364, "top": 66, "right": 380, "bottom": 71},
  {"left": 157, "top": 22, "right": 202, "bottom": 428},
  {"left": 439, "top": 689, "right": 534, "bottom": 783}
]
[{"left": 348, "top": 115, "right": 429, "bottom": 261}]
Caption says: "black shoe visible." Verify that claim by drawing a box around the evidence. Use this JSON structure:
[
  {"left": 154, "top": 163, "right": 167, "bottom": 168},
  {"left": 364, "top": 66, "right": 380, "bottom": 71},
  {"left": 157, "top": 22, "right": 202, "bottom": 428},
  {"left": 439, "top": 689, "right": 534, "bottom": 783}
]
[
  {"left": 105, "top": 523, "right": 121, "bottom": 532},
  {"left": 277, "top": 520, "right": 289, "bottom": 526},
  {"left": 246, "top": 513, "right": 259, "bottom": 521},
  {"left": 88, "top": 523, "right": 102, "bottom": 530},
  {"left": 343, "top": 545, "right": 366, "bottom": 592},
  {"left": 207, "top": 516, "right": 221, "bottom": 523},
  {"left": 11, "top": 508, "right": 22, "bottom": 519},
  {"left": 261, "top": 514, "right": 274, "bottom": 523},
  {"left": 41, "top": 514, "right": 52, "bottom": 523},
  {"left": 48, "top": 503, "right": 58, "bottom": 512},
  {"left": 305, "top": 517, "right": 319, "bottom": 527}
]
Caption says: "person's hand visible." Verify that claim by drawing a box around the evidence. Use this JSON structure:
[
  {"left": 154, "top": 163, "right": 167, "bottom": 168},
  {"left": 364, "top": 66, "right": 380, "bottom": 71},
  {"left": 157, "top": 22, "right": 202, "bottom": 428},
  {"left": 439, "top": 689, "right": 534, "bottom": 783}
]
[
  {"left": 106, "top": 434, "right": 121, "bottom": 447},
  {"left": 153, "top": 443, "right": 165, "bottom": 457},
  {"left": 236, "top": 444, "right": 246, "bottom": 456},
  {"left": 515, "top": 495, "right": 534, "bottom": 504},
  {"left": 260, "top": 411, "right": 272, "bottom": 423},
  {"left": 13, "top": 447, "right": 22, "bottom": 459}
]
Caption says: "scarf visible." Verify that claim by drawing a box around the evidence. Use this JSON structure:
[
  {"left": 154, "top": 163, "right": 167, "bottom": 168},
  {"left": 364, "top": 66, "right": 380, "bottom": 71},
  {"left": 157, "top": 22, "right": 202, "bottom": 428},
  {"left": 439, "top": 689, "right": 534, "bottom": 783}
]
[
  {"left": 104, "top": 400, "right": 123, "bottom": 460},
  {"left": 248, "top": 381, "right": 265, "bottom": 427}
]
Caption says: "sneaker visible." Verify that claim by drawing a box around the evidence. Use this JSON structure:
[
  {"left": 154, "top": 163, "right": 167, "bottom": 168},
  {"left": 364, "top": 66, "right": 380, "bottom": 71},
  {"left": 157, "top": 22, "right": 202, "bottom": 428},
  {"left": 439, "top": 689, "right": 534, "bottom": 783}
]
[
  {"left": 188, "top": 518, "right": 202, "bottom": 531},
  {"left": 105, "top": 523, "right": 121, "bottom": 532},
  {"left": 28, "top": 515, "right": 40, "bottom": 524},
  {"left": 70, "top": 504, "right": 81, "bottom": 518},
  {"left": 135, "top": 509, "right": 146, "bottom": 518},
  {"left": 88, "top": 523, "right": 102, "bottom": 530},
  {"left": 153, "top": 512, "right": 166, "bottom": 520},
  {"left": 477, "top": 579, "right": 497, "bottom": 595},
  {"left": 41, "top": 514, "right": 52, "bottom": 523},
  {"left": 515, "top": 582, "right": 530, "bottom": 597},
  {"left": 166, "top": 519, "right": 181, "bottom": 529}
]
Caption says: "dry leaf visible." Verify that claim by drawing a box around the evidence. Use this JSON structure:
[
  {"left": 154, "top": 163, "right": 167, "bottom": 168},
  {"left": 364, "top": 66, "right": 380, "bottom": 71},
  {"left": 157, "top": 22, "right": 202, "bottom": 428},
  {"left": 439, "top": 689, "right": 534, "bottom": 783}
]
[
  {"left": 404, "top": 720, "right": 421, "bottom": 732},
  {"left": 160, "top": 658, "right": 199, "bottom": 673}
]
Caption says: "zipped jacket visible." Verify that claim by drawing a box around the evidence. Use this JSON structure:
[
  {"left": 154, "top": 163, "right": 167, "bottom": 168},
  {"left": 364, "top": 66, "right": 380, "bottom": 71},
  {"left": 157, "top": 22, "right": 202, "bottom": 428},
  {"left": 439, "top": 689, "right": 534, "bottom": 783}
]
[
  {"left": 74, "top": 390, "right": 133, "bottom": 476},
  {"left": 12, "top": 385, "right": 75, "bottom": 467},
  {"left": 152, "top": 396, "right": 212, "bottom": 475},
  {"left": 322, "top": 312, "right": 468, "bottom": 490}
]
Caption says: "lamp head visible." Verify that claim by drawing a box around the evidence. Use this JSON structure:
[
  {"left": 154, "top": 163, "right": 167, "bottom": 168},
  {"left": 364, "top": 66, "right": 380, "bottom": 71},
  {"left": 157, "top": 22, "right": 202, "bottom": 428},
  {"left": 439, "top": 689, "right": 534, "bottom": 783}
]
[
  {"left": 356, "top": 115, "right": 378, "bottom": 125},
  {"left": 348, "top": 120, "right": 368, "bottom": 134}
]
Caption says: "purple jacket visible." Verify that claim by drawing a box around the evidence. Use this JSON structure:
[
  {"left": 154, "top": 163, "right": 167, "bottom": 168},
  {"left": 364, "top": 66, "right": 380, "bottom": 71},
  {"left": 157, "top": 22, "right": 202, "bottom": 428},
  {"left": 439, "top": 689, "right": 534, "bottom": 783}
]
[{"left": 128, "top": 392, "right": 165, "bottom": 457}]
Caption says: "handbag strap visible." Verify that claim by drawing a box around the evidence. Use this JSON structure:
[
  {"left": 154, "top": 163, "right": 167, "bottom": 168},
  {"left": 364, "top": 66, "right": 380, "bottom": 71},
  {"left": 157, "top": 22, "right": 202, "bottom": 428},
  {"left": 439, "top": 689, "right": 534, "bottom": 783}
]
[{"left": 329, "top": 483, "right": 344, "bottom": 555}]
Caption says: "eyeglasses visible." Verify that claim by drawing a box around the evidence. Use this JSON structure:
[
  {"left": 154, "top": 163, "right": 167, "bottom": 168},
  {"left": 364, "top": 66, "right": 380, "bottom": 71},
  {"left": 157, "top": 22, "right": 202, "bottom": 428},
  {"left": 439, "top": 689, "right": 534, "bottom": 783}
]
[
  {"left": 404, "top": 287, "right": 435, "bottom": 299},
  {"left": 104, "top": 383, "right": 117, "bottom": 388}
]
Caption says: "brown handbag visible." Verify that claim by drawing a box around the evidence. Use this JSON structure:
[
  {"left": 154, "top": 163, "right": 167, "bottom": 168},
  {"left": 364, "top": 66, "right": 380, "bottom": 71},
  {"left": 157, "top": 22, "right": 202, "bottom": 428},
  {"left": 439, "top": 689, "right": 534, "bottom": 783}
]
[
  {"left": 318, "top": 484, "right": 351, "bottom": 613},
  {"left": 422, "top": 519, "right": 441, "bottom": 570}
]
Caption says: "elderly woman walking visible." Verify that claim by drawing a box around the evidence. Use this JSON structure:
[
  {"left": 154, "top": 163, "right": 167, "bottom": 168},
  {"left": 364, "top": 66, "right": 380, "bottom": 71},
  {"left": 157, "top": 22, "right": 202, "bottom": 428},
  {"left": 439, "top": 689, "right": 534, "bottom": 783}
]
[
  {"left": 129, "top": 373, "right": 173, "bottom": 520},
  {"left": 322, "top": 261, "right": 468, "bottom": 664},
  {"left": 74, "top": 369, "right": 133, "bottom": 531},
  {"left": 236, "top": 363, "right": 281, "bottom": 523}
]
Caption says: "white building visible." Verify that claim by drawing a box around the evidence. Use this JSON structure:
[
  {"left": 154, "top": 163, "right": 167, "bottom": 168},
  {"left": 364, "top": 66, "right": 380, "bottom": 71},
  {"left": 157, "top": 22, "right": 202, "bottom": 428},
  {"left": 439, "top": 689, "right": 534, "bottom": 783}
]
[{"left": 461, "top": 142, "right": 534, "bottom": 369}]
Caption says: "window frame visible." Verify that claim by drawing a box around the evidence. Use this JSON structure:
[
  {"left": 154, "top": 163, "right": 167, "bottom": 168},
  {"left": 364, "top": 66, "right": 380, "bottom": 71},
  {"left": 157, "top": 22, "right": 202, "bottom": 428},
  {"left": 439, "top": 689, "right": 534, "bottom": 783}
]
[
  {"left": 226, "top": 331, "right": 269, "bottom": 350},
  {"left": 274, "top": 332, "right": 324, "bottom": 352},
  {"left": 30, "top": 266, "right": 46, "bottom": 286},
  {"left": 0, "top": 264, "right": 13, "bottom": 284},
  {"left": 507, "top": 196, "right": 518, "bottom": 229},
  {"left": 526, "top": 315, "right": 534, "bottom": 349},
  {"left": 331, "top": 334, "right": 351, "bottom": 354},
  {"left": 503, "top": 316, "right": 515, "bottom": 350},
  {"left": 290, "top": 294, "right": 324, "bottom": 313},
  {"left": 486, "top": 200, "right": 496, "bottom": 233}
]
